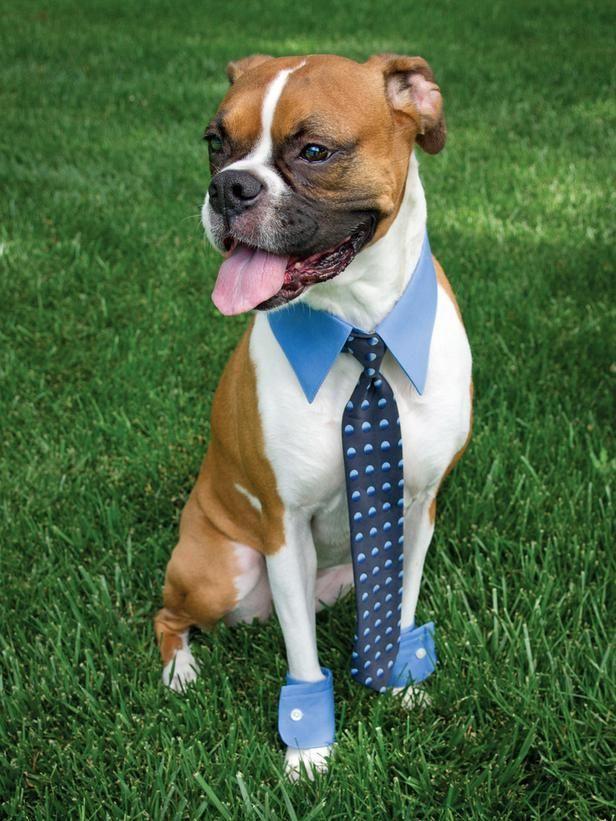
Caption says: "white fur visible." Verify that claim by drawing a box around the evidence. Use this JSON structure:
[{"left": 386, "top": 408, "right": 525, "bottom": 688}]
[
  {"left": 284, "top": 746, "right": 332, "bottom": 782},
  {"left": 393, "top": 684, "right": 432, "bottom": 710},
  {"left": 232, "top": 543, "right": 265, "bottom": 598},
  {"left": 162, "top": 631, "right": 200, "bottom": 692},
  {"left": 234, "top": 482, "right": 262, "bottom": 512},
  {"left": 315, "top": 563, "right": 354, "bottom": 610},
  {"left": 225, "top": 544, "right": 272, "bottom": 625},
  {"left": 266, "top": 512, "right": 324, "bottom": 683},
  {"left": 249, "top": 155, "right": 472, "bottom": 776}
]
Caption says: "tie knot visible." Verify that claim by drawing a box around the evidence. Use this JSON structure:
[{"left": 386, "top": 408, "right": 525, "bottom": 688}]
[{"left": 343, "top": 332, "right": 386, "bottom": 375}]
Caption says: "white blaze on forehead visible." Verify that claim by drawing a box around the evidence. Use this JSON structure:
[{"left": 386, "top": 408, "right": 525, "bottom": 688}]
[
  {"left": 224, "top": 62, "right": 305, "bottom": 185},
  {"left": 250, "top": 65, "right": 301, "bottom": 163}
]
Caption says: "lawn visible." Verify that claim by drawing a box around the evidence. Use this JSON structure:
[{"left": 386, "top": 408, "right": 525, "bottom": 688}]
[{"left": 1, "top": 0, "right": 614, "bottom": 817}]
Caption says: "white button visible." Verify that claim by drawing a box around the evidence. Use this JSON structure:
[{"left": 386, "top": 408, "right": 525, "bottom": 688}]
[
  {"left": 290, "top": 708, "right": 303, "bottom": 721},
  {"left": 415, "top": 647, "right": 427, "bottom": 659}
]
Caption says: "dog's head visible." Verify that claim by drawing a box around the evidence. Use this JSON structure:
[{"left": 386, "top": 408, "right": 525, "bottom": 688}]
[{"left": 201, "top": 53, "right": 445, "bottom": 315}]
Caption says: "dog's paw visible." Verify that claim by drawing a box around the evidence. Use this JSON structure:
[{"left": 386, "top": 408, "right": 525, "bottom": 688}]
[
  {"left": 162, "top": 648, "right": 200, "bottom": 693},
  {"left": 284, "top": 745, "right": 332, "bottom": 782},
  {"left": 392, "top": 684, "right": 432, "bottom": 711}
]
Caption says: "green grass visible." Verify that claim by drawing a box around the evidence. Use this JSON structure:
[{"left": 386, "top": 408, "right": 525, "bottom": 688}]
[{"left": 1, "top": 0, "right": 614, "bottom": 816}]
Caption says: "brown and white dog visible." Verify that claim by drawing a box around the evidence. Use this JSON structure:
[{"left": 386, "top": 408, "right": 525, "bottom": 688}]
[{"left": 154, "top": 53, "right": 472, "bottom": 778}]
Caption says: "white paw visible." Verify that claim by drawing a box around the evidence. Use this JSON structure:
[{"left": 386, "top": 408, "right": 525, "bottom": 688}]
[
  {"left": 392, "top": 683, "right": 432, "bottom": 711},
  {"left": 162, "top": 648, "right": 200, "bottom": 693},
  {"left": 284, "top": 745, "right": 332, "bottom": 782}
]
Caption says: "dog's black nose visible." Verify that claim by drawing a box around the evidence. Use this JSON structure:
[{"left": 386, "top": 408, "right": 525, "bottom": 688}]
[{"left": 208, "top": 170, "right": 264, "bottom": 217}]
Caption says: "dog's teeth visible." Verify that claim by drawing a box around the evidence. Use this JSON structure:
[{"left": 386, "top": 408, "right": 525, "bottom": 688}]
[{"left": 294, "top": 262, "right": 302, "bottom": 269}]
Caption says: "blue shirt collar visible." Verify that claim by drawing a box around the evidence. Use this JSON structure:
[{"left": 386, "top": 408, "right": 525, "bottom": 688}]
[{"left": 268, "top": 232, "right": 437, "bottom": 403}]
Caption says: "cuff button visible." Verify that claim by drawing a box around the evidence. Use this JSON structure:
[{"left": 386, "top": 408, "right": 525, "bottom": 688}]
[
  {"left": 290, "top": 708, "right": 303, "bottom": 721},
  {"left": 415, "top": 647, "right": 427, "bottom": 659}
]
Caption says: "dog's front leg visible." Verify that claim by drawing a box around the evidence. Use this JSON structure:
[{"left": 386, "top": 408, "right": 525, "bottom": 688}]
[
  {"left": 400, "top": 493, "right": 436, "bottom": 632},
  {"left": 392, "top": 492, "right": 438, "bottom": 709},
  {"left": 265, "top": 511, "right": 334, "bottom": 781}
]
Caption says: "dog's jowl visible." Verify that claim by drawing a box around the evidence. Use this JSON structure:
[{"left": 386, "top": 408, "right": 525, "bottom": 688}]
[{"left": 154, "top": 53, "right": 472, "bottom": 779}]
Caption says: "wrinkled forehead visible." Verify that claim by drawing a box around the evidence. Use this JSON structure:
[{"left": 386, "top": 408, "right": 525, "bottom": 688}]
[{"left": 214, "top": 55, "right": 389, "bottom": 151}]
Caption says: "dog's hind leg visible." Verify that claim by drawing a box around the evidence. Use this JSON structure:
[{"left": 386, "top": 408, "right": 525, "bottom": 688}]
[
  {"left": 154, "top": 607, "right": 198, "bottom": 692},
  {"left": 315, "top": 563, "right": 354, "bottom": 611},
  {"left": 154, "top": 492, "right": 263, "bottom": 691}
]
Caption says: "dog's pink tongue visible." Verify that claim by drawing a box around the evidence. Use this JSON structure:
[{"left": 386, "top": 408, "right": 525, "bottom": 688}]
[{"left": 212, "top": 244, "right": 288, "bottom": 315}]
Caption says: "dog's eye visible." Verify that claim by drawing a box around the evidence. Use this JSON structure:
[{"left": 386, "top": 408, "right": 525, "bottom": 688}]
[
  {"left": 299, "top": 144, "right": 332, "bottom": 162},
  {"left": 205, "top": 134, "right": 224, "bottom": 155}
]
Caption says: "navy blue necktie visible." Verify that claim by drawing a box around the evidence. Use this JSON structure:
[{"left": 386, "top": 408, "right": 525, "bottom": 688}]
[{"left": 342, "top": 332, "right": 404, "bottom": 692}]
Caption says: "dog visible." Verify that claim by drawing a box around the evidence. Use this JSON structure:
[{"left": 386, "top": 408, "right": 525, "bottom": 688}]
[{"left": 154, "top": 53, "right": 472, "bottom": 779}]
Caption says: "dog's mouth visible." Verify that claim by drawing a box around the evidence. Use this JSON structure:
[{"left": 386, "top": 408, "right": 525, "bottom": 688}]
[{"left": 211, "top": 219, "right": 375, "bottom": 316}]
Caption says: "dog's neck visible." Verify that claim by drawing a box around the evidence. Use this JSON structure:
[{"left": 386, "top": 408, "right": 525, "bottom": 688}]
[{"left": 301, "top": 153, "right": 427, "bottom": 331}]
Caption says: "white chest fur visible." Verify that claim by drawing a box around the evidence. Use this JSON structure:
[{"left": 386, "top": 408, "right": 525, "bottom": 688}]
[{"left": 250, "top": 278, "right": 472, "bottom": 566}]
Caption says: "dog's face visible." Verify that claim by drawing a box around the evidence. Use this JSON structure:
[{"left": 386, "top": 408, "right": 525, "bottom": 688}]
[{"left": 202, "top": 54, "right": 445, "bottom": 315}]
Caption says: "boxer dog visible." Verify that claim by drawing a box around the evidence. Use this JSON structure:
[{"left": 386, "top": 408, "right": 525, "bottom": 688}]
[{"left": 154, "top": 53, "right": 472, "bottom": 779}]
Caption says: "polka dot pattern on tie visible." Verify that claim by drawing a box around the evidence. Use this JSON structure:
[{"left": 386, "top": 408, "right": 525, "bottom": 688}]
[{"left": 342, "top": 331, "right": 404, "bottom": 692}]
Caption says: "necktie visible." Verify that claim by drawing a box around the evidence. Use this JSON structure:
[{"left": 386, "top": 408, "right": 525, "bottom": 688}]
[{"left": 342, "top": 331, "right": 404, "bottom": 692}]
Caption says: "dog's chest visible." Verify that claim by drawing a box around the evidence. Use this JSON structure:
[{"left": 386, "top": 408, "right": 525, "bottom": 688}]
[{"left": 250, "top": 284, "right": 472, "bottom": 551}]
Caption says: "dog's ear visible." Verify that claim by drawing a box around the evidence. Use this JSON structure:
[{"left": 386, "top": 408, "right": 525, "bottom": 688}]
[
  {"left": 226, "top": 54, "right": 273, "bottom": 84},
  {"left": 367, "top": 54, "right": 446, "bottom": 155}
]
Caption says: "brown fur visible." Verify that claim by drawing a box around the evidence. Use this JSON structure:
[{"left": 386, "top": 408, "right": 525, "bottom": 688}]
[
  {"left": 368, "top": 54, "right": 446, "bottom": 155},
  {"left": 227, "top": 54, "right": 273, "bottom": 84},
  {"left": 435, "top": 260, "right": 474, "bottom": 474},
  {"left": 429, "top": 263, "right": 473, "bottom": 524},
  {"left": 154, "top": 324, "right": 284, "bottom": 663}
]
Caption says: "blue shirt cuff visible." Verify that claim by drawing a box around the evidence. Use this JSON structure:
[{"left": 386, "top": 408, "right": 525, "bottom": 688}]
[
  {"left": 388, "top": 621, "right": 436, "bottom": 687},
  {"left": 278, "top": 667, "right": 335, "bottom": 749}
]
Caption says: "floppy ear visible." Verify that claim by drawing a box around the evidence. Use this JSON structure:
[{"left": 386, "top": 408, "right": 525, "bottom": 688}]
[
  {"left": 226, "top": 54, "right": 273, "bottom": 84},
  {"left": 368, "top": 53, "right": 446, "bottom": 155}
]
